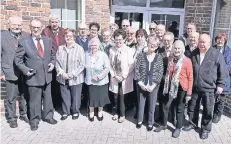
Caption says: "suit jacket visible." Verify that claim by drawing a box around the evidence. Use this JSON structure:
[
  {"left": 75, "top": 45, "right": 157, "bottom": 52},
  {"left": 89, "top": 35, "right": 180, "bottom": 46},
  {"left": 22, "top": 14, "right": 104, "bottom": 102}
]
[
  {"left": 1, "top": 30, "right": 29, "bottom": 81},
  {"left": 14, "top": 35, "right": 55, "bottom": 86},
  {"left": 42, "top": 26, "right": 65, "bottom": 53}
]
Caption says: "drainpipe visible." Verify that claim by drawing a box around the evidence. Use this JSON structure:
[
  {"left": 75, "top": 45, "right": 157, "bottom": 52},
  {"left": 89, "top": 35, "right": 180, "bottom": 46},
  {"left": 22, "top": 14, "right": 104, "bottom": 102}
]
[{"left": 209, "top": 0, "right": 217, "bottom": 43}]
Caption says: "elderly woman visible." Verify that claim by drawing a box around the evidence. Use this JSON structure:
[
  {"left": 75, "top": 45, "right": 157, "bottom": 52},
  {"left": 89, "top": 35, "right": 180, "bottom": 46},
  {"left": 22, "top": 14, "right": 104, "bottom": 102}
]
[
  {"left": 154, "top": 40, "right": 193, "bottom": 138},
  {"left": 85, "top": 38, "right": 110, "bottom": 122},
  {"left": 109, "top": 23, "right": 119, "bottom": 35},
  {"left": 109, "top": 29, "right": 134, "bottom": 123},
  {"left": 100, "top": 28, "right": 114, "bottom": 56},
  {"left": 212, "top": 33, "right": 231, "bottom": 123},
  {"left": 56, "top": 28, "right": 85, "bottom": 120},
  {"left": 184, "top": 31, "right": 199, "bottom": 58},
  {"left": 135, "top": 36, "right": 164, "bottom": 131},
  {"left": 89, "top": 22, "right": 103, "bottom": 42}
]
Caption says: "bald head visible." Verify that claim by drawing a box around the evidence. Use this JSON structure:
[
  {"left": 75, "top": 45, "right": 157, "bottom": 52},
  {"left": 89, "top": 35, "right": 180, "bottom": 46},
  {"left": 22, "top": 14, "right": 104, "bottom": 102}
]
[
  {"left": 122, "top": 19, "right": 130, "bottom": 31},
  {"left": 8, "top": 16, "right": 23, "bottom": 34},
  {"left": 156, "top": 24, "right": 166, "bottom": 38},
  {"left": 78, "top": 23, "right": 88, "bottom": 37},
  {"left": 198, "top": 34, "right": 211, "bottom": 53}
]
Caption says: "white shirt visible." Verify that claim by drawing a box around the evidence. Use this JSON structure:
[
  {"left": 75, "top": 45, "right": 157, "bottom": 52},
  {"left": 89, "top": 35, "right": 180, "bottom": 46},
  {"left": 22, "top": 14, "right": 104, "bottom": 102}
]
[
  {"left": 200, "top": 52, "right": 206, "bottom": 65},
  {"left": 32, "top": 36, "right": 44, "bottom": 51}
]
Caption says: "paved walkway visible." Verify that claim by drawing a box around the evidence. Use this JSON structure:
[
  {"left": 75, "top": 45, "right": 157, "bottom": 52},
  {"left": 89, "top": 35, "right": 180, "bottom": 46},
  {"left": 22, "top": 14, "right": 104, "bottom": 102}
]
[{"left": 1, "top": 107, "right": 231, "bottom": 144}]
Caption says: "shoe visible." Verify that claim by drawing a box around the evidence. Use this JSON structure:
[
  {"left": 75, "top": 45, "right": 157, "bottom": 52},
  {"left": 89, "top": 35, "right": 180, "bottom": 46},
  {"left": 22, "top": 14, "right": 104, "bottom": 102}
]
[
  {"left": 19, "top": 116, "right": 29, "bottom": 123},
  {"left": 118, "top": 117, "right": 125, "bottom": 123},
  {"left": 88, "top": 116, "right": 94, "bottom": 122},
  {"left": 154, "top": 125, "right": 167, "bottom": 132},
  {"left": 172, "top": 129, "right": 181, "bottom": 138},
  {"left": 112, "top": 115, "right": 118, "bottom": 121},
  {"left": 9, "top": 121, "right": 18, "bottom": 128},
  {"left": 97, "top": 115, "right": 104, "bottom": 121},
  {"left": 136, "top": 122, "right": 142, "bottom": 129},
  {"left": 212, "top": 115, "right": 221, "bottom": 123},
  {"left": 72, "top": 113, "right": 79, "bottom": 120},
  {"left": 61, "top": 115, "right": 68, "bottom": 121},
  {"left": 182, "top": 124, "right": 195, "bottom": 131},
  {"left": 44, "top": 118, "right": 58, "bottom": 124},
  {"left": 200, "top": 132, "right": 209, "bottom": 139},
  {"left": 30, "top": 124, "right": 38, "bottom": 131},
  {"left": 147, "top": 125, "right": 154, "bottom": 131}
]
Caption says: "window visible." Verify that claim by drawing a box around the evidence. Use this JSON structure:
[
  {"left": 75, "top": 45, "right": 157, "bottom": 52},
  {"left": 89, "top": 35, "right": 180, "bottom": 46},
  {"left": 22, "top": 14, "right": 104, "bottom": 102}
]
[
  {"left": 50, "top": 0, "right": 83, "bottom": 30},
  {"left": 112, "top": 0, "right": 147, "bottom": 7},
  {"left": 150, "top": 0, "right": 185, "bottom": 8}
]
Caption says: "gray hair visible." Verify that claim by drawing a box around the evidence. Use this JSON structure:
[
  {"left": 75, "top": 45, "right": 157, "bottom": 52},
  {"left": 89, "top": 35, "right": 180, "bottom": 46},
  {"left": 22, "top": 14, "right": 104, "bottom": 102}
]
[
  {"left": 8, "top": 16, "right": 22, "bottom": 24},
  {"left": 49, "top": 14, "right": 60, "bottom": 21},
  {"left": 173, "top": 40, "right": 185, "bottom": 53},
  {"left": 164, "top": 31, "right": 174, "bottom": 41}
]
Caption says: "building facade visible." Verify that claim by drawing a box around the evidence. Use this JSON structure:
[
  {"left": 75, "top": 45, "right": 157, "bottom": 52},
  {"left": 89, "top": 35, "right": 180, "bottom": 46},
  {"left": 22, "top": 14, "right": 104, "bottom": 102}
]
[{"left": 0, "top": 0, "right": 231, "bottom": 115}]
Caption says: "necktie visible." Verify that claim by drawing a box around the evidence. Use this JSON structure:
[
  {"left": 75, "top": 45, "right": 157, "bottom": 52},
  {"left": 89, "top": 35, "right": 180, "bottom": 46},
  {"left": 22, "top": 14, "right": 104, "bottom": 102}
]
[{"left": 36, "top": 38, "right": 44, "bottom": 58}]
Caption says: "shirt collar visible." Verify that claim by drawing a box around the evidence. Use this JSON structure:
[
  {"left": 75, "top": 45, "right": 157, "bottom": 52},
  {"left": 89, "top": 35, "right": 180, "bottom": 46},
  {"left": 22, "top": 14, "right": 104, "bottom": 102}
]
[
  {"left": 9, "top": 29, "right": 22, "bottom": 39},
  {"left": 63, "top": 43, "right": 76, "bottom": 50}
]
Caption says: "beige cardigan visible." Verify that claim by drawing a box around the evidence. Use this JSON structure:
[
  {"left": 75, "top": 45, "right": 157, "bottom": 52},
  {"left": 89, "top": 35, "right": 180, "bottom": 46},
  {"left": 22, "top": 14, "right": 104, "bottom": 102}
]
[{"left": 109, "top": 45, "right": 135, "bottom": 94}]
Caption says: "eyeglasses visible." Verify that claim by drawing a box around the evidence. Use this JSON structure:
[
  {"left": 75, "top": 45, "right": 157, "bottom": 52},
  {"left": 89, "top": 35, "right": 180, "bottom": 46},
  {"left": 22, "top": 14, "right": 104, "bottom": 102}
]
[
  {"left": 127, "top": 33, "right": 134, "bottom": 35},
  {"left": 122, "top": 25, "right": 130, "bottom": 27},
  {"left": 149, "top": 28, "right": 155, "bottom": 31},
  {"left": 31, "top": 26, "right": 42, "bottom": 30},
  {"left": 115, "top": 39, "right": 123, "bottom": 42},
  {"left": 90, "top": 29, "right": 98, "bottom": 32}
]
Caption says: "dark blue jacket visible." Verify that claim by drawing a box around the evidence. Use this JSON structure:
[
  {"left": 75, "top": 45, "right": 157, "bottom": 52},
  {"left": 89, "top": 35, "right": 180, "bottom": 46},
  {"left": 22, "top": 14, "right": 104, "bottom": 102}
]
[{"left": 214, "top": 45, "right": 231, "bottom": 94}]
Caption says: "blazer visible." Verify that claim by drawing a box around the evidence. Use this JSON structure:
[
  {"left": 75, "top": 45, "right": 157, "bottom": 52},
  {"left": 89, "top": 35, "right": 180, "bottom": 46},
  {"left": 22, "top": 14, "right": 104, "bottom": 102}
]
[
  {"left": 109, "top": 45, "right": 135, "bottom": 94},
  {"left": 191, "top": 48, "right": 226, "bottom": 92},
  {"left": 14, "top": 35, "right": 55, "bottom": 86},
  {"left": 85, "top": 51, "right": 110, "bottom": 86},
  {"left": 42, "top": 26, "right": 66, "bottom": 53},
  {"left": 1, "top": 30, "right": 29, "bottom": 81},
  {"left": 56, "top": 43, "right": 85, "bottom": 86}
]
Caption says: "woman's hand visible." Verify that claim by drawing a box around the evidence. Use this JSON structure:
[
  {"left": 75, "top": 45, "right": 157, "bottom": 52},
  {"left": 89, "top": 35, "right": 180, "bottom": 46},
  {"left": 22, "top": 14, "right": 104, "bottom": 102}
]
[
  {"left": 146, "top": 84, "right": 156, "bottom": 92},
  {"left": 92, "top": 76, "right": 99, "bottom": 81},
  {"left": 138, "top": 81, "right": 147, "bottom": 91}
]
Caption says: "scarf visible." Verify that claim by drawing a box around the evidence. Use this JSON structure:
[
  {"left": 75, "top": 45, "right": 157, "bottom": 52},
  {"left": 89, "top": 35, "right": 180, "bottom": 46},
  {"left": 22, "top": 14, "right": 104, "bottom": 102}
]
[
  {"left": 111, "top": 48, "right": 122, "bottom": 75},
  {"left": 163, "top": 54, "right": 185, "bottom": 98}
]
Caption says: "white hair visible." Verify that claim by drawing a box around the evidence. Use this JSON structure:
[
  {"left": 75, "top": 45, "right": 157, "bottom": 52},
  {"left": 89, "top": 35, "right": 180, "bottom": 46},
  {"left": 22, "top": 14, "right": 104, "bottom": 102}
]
[
  {"left": 49, "top": 14, "right": 60, "bottom": 21},
  {"left": 8, "top": 16, "right": 22, "bottom": 24},
  {"left": 173, "top": 40, "right": 185, "bottom": 53},
  {"left": 164, "top": 31, "right": 174, "bottom": 41}
]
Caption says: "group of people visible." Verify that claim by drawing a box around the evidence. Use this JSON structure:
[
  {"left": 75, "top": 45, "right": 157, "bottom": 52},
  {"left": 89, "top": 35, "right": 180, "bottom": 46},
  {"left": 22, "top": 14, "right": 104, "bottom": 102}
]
[{"left": 1, "top": 15, "right": 231, "bottom": 140}]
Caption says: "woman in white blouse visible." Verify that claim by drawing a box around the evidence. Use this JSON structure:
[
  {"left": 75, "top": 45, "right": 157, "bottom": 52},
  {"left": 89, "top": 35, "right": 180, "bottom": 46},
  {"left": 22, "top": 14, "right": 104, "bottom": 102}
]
[
  {"left": 109, "top": 29, "right": 135, "bottom": 123},
  {"left": 56, "top": 28, "right": 85, "bottom": 121},
  {"left": 85, "top": 38, "right": 110, "bottom": 122}
]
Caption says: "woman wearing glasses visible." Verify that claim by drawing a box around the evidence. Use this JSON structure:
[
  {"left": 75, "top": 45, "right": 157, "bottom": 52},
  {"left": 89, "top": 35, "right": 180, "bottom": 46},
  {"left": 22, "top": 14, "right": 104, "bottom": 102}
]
[
  {"left": 89, "top": 22, "right": 103, "bottom": 43},
  {"left": 85, "top": 38, "right": 110, "bottom": 122},
  {"left": 109, "top": 29, "right": 135, "bottom": 123},
  {"left": 56, "top": 28, "right": 85, "bottom": 120},
  {"left": 135, "top": 36, "right": 164, "bottom": 131}
]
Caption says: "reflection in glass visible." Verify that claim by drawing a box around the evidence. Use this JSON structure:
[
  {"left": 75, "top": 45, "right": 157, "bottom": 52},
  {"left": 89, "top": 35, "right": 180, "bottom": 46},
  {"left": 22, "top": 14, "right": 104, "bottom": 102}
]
[
  {"left": 112, "top": 0, "right": 147, "bottom": 7},
  {"left": 115, "top": 12, "right": 143, "bottom": 29},
  {"left": 150, "top": 0, "right": 185, "bottom": 8}
]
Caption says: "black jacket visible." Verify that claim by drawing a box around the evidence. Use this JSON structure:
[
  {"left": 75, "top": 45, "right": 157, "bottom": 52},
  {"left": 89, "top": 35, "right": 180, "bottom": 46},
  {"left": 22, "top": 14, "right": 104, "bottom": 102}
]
[{"left": 191, "top": 48, "right": 226, "bottom": 92}]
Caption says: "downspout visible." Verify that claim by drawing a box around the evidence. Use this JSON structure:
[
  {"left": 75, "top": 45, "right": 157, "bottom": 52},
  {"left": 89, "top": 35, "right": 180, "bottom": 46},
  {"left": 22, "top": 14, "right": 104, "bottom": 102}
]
[{"left": 209, "top": 0, "right": 217, "bottom": 43}]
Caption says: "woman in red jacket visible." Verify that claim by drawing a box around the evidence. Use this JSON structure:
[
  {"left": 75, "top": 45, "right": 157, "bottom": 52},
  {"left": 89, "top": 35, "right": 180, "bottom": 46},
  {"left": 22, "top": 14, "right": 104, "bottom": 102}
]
[{"left": 154, "top": 40, "right": 193, "bottom": 138}]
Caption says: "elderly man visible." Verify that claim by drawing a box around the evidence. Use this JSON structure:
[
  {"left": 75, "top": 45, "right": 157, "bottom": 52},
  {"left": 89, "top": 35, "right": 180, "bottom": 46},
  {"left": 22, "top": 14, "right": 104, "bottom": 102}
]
[
  {"left": 76, "top": 23, "right": 89, "bottom": 51},
  {"left": 180, "top": 23, "right": 197, "bottom": 46},
  {"left": 42, "top": 14, "right": 65, "bottom": 53},
  {"left": 156, "top": 24, "right": 166, "bottom": 47},
  {"left": 15, "top": 19, "right": 57, "bottom": 131},
  {"left": 149, "top": 22, "right": 157, "bottom": 36},
  {"left": 0, "top": 16, "right": 29, "bottom": 128},
  {"left": 184, "top": 31, "right": 199, "bottom": 58},
  {"left": 121, "top": 19, "right": 130, "bottom": 32},
  {"left": 100, "top": 28, "right": 114, "bottom": 55},
  {"left": 183, "top": 34, "right": 226, "bottom": 139},
  {"left": 126, "top": 27, "right": 137, "bottom": 48}
]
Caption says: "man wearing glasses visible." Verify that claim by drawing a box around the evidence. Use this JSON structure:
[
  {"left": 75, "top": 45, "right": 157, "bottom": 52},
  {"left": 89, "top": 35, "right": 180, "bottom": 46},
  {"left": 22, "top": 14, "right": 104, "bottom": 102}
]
[
  {"left": 15, "top": 19, "right": 57, "bottom": 131},
  {"left": 121, "top": 19, "right": 130, "bottom": 32},
  {"left": 0, "top": 16, "right": 29, "bottom": 128},
  {"left": 149, "top": 22, "right": 157, "bottom": 36}
]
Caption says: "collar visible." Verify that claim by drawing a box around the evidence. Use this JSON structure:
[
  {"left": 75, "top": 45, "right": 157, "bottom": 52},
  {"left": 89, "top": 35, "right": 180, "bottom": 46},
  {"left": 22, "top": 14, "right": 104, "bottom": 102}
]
[
  {"left": 9, "top": 29, "right": 22, "bottom": 39},
  {"left": 51, "top": 28, "right": 59, "bottom": 35},
  {"left": 32, "top": 35, "right": 42, "bottom": 41}
]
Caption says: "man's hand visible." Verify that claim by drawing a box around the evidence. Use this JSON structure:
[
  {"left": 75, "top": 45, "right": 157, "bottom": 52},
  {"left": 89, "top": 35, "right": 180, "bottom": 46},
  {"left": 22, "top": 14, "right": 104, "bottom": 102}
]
[
  {"left": 138, "top": 81, "right": 147, "bottom": 91},
  {"left": 48, "top": 63, "right": 54, "bottom": 72},
  {"left": 27, "top": 69, "right": 35, "bottom": 76},
  {"left": 0, "top": 75, "right": 6, "bottom": 81},
  {"left": 216, "top": 87, "right": 223, "bottom": 94}
]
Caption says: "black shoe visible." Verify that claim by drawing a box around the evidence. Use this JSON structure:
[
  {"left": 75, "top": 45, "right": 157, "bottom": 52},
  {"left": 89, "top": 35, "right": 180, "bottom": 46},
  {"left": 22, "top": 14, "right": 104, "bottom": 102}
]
[
  {"left": 172, "top": 129, "right": 181, "bottom": 138},
  {"left": 154, "top": 125, "right": 167, "bottom": 132},
  {"left": 9, "top": 121, "right": 18, "bottom": 128},
  {"left": 30, "top": 124, "right": 38, "bottom": 131},
  {"left": 97, "top": 115, "right": 104, "bottom": 121},
  {"left": 88, "top": 116, "right": 94, "bottom": 122},
  {"left": 61, "top": 115, "right": 68, "bottom": 121},
  {"left": 19, "top": 116, "right": 29, "bottom": 123},
  {"left": 72, "top": 113, "right": 79, "bottom": 120},
  {"left": 182, "top": 124, "right": 195, "bottom": 131},
  {"left": 44, "top": 118, "right": 58, "bottom": 124},
  {"left": 136, "top": 123, "right": 142, "bottom": 129},
  {"left": 147, "top": 125, "right": 154, "bottom": 131},
  {"left": 212, "top": 115, "right": 221, "bottom": 123},
  {"left": 200, "top": 132, "right": 209, "bottom": 139}
]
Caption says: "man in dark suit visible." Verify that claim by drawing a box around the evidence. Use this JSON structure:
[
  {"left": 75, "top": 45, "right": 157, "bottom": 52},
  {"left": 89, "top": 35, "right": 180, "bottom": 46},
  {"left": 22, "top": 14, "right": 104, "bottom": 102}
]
[
  {"left": 42, "top": 14, "right": 65, "bottom": 110},
  {"left": 183, "top": 34, "right": 226, "bottom": 139},
  {"left": 15, "top": 19, "right": 57, "bottom": 131},
  {"left": 0, "top": 16, "right": 29, "bottom": 128},
  {"left": 76, "top": 23, "right": 89, "bottom": 51}
]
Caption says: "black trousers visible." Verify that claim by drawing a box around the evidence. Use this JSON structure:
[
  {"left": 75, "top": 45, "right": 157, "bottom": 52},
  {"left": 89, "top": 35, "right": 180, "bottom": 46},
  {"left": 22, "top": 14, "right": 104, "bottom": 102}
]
[
  {"left": 162, "top": 86, "right": 186, "bottom": 128},
  {"left": 213, "top": 94, "right": 227, "bottom": 117},
  {"left": 51, "top": 70, "right": 61, "bottom": 109},
  {"left": 112, "top": 83, "right": 125, "bottom": 117},
  {"left": 28, "top": 83, "right": 54, "bottom": 125},
  {"left": 60, "top": 84, "right": 82, "bottom": 115},
  {"left": 5, "top": 76, "right": 27, "bottom": 122},
  {"left": 188, "top": 90, "right": 215, "bottom": 132}
]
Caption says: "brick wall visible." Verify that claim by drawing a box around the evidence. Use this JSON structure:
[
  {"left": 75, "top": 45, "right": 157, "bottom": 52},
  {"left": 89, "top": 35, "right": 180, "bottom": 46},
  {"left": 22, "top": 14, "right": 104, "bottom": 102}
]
[
  {"left": 184, "top": 0, "right": 213, "bottom": 34},
  {"left": 85, "top": 0, "right": 110, "bottom": 29}
]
